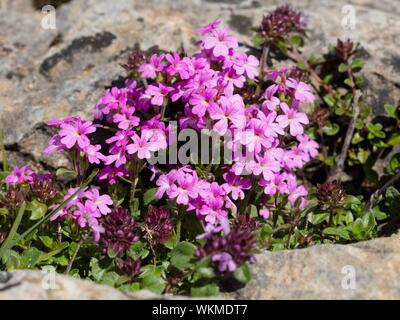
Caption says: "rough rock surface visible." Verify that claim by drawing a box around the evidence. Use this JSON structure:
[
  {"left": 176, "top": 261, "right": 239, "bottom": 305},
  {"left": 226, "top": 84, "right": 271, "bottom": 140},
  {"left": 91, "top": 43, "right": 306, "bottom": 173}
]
[
  {"left": 0, "top": 269, "right": 156, "bottom": 300},
  {"left": 225, "top": 234, "right": 400, "bottom": 299},
  {"left": 0, "top": 0, "right": 399, "bottom": 169}
]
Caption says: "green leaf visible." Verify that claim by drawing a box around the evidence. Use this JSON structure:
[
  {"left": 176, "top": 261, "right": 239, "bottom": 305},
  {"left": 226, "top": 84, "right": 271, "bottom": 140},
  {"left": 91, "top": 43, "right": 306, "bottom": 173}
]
[
  {"left": 384, "top": 103, "right": 397, "bottom": 119},
  {"left": 336, "top": 227, "right": 351, "bottom": 240},
  {"left": 20, "top": 247, "right": 42, "bottom": 268},
  {"left": 289, "top": 35, "right": 303, "bottom": 47},
  {"left": 310, "top": 212, "right": 330, "bottom": 225},
  {"left": 141, "top": 275, "right": 165, "bottom": 295},
  {"left": 196, "top": 267, "right": 215, "bottom": 279},
  {"left": 387, "top": 133, "right": 400, "bottom": 146},
  {"left": 357, "top": 148, "right": 369, "bottom": 164},
  {"left": 367, "top": 123, "right": 385, "bottom": 139},
  {"left": 309, "top": 54, "right": 325, "bottom": 65},
  {"left": 233, "top": 264, "right": 252, "bottom": 284},
  {"left": 344, "top": 78, "right": 354, "bottom": 87},
  {"left": 385, "top": 186, "right": 400, "bottom": 216},
  {"left": 338, "top": 63, "right": 348, "bottom": 73},
  {"left": 56, "top": 167, "right": 77, "bottom": 176},
  {"left": 90, "top": 257, "right": 106, "bottom": 282},
  {"left": 323, "top": 95, "right": 336, "bottom": 108},
  {"left": 351, "top": 58, "right": 365, "bottom": 70},
  {"left": 191, "top": 283, "right": 219, "bottom": 297},
  {"left": 0, "top": 202, "right": 26, "bottom": 262},
  {"left": 322, "top": 123, "right": 340, "bottom": 136},
  {"left": 39, "top": 236, "right": 53, "bottom": 249},
  {"left": 27, "top": 200, "right": 48, "bottom": 220},
  {"left": 389, "top": 153, "right": 400, "bottom": 173},
  {"left": 143, "top": 188, "right": 158, "bottom": 205},
  {"left": 351, "top": 132, "right": 364, "bottom": 144},
  {"left": 100, "top": 272, "right": 121, "bottom": 287},
  {"left": 170, "top": 241, "right": 196, "bottom": 269},
  {"left": 370, "top": 206, "right": 387, "bottom": 221},
  {"left": 251, "top": 34, "right": 265, "bottom": 47},
  {"left": 322, "top": 227, "right": 338, "bottom": 236},
  {"left": 127, "top": 241, "right": 149, "bottom": 260}
]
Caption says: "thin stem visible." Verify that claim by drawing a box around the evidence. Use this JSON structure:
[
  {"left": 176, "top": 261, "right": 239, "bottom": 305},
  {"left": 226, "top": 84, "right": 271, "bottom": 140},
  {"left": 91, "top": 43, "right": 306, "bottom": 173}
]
[
  {"left": 365, "top": 170, "right": 400, "bottom": 213},
  {"left": 330, "top": 90, "right": 362, "bottom": 179},
  {"left": 65, "top": 237, "right": 85, "bottom": 274}
]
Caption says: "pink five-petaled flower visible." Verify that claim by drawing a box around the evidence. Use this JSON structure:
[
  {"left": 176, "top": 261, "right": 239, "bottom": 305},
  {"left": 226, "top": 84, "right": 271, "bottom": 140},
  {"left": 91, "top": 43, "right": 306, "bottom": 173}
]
[
  {"left": 198, "top": 197, "right": 227, "bottom": 224},
  {"left": 85, "top": 188, "right": 113, "bottom": 215},
  {"left": 167, "top": 173, "right": 199, "bottom": 205},
  {"left": 84, "top": 144, "right": 105, "bottom": 164},
  {"left": 4, "top": 165, "right": 34, "bottom": 186},
  {"left": 232, "top": 53, "right": 259, "bottom": 80},
  {"left": 286, "top": 78, "right": 315, "bottom": 103},
  {"left": 165, "top": 52, "right": 192, "bottom": 80},
  {"left": 202, "top": 28, "right": 238, "bottom": 57},
  {"left": 222, "top": 172, "right": 251, "bottom": 200},
  {"left": 252, "top": 154, "right": 281, "bottom": 181},
  {"left": 276, "top": 102, "right": 309, "bottom": 136},
  {"left": 209, "top": 95, "right": 246, "bottom": 135},
  {"left": 126, "top": 130, "right": 159, "bottom": 160},
  {"left": 139, "top": 53, "right": 165, "bottom": 79},
  {"left": 59, "top": 119, "right": 96, "bottom": 149},
  {"left": 298, "top": 134, "right": 319, "bottom": 158},
  {"left": 112, "top": 107, "right": 140, "bottom": 130},
  {"left": 145, "top": 83, "right": 173, "bottom": 106},
  {"left": 189, "top": 88, "right": 217, "bottom": 117}
]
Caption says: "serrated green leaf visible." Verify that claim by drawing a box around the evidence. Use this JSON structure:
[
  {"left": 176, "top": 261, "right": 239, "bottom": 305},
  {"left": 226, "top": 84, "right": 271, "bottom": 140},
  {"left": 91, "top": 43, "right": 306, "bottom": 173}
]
[
  {"left": 351, "top": 132, "right": 364, "bottom": 144},
  {"left": 387, "top": 133, "right": 400, "bottom": 146}
]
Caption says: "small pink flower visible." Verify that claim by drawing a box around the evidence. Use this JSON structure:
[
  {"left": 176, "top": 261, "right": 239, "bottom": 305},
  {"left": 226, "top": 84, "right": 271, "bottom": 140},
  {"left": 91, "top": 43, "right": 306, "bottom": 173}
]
[
  {"left": 59, "top": 119, "right": 96, "bottom": 149},
  {"left": 287, "top": 78, "right": 315, "bottom": 103},
  {"left": 4, "top": 165, "right": 34, "bottom": 186},
  {"left": 202, "top": 28, "right": 238, "bottom": 57},
  {"left": 276, "top": 102, "right": 309, "bottom": 136},
  {"left": 126, "top": 131, "right": 159, "bottom": 159}
]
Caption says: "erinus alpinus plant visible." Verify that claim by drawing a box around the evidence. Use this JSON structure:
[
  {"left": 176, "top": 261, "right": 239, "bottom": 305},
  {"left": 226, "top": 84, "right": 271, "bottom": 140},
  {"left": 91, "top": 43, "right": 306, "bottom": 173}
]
[{"left": 1, "top": 5, "right": 399, "bottom": 296}]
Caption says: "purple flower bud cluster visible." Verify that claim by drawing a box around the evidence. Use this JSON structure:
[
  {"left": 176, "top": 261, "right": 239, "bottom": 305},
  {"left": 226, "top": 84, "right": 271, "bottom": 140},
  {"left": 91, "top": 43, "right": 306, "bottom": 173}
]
[
  {"left": 0, "top": 189, "right": 26, "bottom": 210},
  {"left": 259, "top": 5, "right": 305, "bottom": 43},
  {"left": 101, "top": 207, "right": 139, "bottom": 257},
  {"left": 317, "top": 180, "right": 346, "bottom": 210},
  {"left": 197, "top": 217, "right": 257, "bottom": 273},
  {"left": 30, "top": 173, "right": 57, "bottom": 203},
  {"left": 144, "top": 205, "right": 175, "bottom": 245},
  {"left": 336, "top": 38, "right": 355, "bottom": 61},
  {"left": 116, "top": 257, "right": 142, "bottom": 282}
]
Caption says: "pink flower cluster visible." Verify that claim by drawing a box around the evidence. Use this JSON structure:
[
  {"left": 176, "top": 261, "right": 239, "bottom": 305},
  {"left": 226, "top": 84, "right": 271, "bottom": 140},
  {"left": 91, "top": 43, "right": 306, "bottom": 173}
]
[
  {"left": 143, "top": 20, "right": 318, "bottom": 230},
  {"left": 94, "top": 80, "right": 169, "bottom": 183},
  {"left": 45, "top": 117, "right": 105, "bottom": 165},
  {"left": 51, "top": 187, "right": 113, "bottom": 241},
  {"left": 4, "top": 165, "right": 35, "bottom": 186}
]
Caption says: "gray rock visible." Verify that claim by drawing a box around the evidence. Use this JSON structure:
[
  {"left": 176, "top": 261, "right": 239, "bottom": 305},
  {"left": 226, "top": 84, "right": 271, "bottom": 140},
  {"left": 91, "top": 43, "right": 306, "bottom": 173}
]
[
  {"left": 225, "top": 234, "right": 400, "bottom": 299},
  {"left": 0, "top": 269, "right": 157, "bottom": 300},
  {"left": 0, "top": 0, "right": 399, "bottom": 169}
]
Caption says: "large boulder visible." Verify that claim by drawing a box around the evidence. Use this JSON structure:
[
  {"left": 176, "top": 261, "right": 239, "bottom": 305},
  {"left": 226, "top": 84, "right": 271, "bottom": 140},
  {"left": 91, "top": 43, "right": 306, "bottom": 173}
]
[
  {"left": 225, "top": 233, "right": 400, "bottom": 299},
  {"left": 0, "top": 0, "right": 399, "bottom": 169}
]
